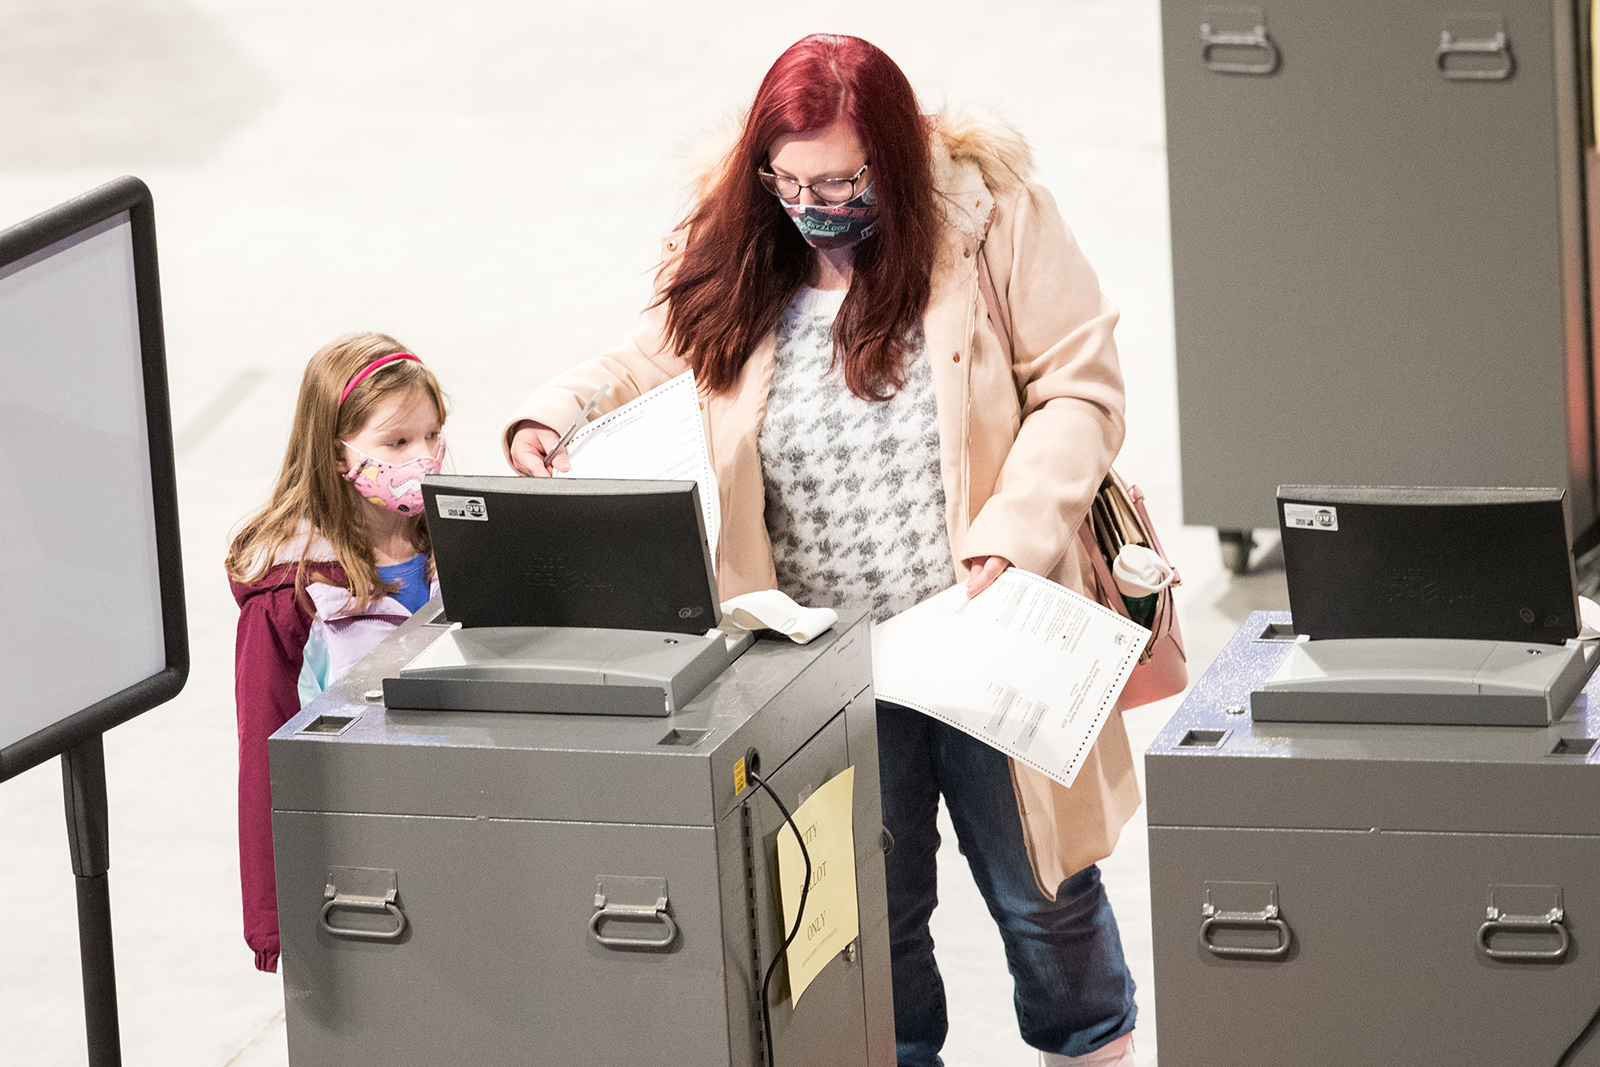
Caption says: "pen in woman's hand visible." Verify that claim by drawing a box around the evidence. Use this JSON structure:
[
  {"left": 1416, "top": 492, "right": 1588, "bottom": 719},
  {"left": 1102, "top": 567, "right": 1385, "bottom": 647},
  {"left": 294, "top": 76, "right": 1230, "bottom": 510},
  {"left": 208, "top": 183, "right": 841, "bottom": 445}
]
[{"left": 542, "top": 384, "right": 610, "bottom": 474}]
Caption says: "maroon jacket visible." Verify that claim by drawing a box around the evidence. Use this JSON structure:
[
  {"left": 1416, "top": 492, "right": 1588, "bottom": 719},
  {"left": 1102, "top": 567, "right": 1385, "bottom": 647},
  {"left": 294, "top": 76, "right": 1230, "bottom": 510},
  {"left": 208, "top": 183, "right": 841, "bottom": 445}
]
[{"left": 231, "top": 561, "right": 345, "bottom": 973}]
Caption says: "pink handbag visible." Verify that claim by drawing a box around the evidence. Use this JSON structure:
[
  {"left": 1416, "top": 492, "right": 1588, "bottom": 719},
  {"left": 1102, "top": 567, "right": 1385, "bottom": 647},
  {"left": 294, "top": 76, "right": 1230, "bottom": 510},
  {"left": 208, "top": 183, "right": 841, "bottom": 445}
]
[
  {"left": 1078, "top": 473, "right": 1188, "bottom": 708},
  {"left": 977, "top": 250, "right": 1188, "bottom": 708}
]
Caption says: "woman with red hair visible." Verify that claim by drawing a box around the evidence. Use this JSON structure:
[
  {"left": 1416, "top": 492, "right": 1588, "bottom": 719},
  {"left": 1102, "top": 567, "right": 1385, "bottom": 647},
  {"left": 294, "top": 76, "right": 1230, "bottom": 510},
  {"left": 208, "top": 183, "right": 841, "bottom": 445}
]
[{"left": 505, "top": 34, "right": 1137, "bottom": 1067}]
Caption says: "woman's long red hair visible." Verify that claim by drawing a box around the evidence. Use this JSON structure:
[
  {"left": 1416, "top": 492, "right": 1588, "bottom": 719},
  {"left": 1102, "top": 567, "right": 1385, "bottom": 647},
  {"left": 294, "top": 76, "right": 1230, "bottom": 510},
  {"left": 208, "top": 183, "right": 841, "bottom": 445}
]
[{"left": 660, "top": 34, "right": 938, "bottom": 400}]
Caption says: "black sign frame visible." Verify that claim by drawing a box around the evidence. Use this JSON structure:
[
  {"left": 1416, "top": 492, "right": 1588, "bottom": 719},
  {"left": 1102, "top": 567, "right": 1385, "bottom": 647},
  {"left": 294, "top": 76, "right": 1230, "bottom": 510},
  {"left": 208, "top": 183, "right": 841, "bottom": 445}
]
[{"left": 0, "top": 176, "right": 189, "bottom": 782}]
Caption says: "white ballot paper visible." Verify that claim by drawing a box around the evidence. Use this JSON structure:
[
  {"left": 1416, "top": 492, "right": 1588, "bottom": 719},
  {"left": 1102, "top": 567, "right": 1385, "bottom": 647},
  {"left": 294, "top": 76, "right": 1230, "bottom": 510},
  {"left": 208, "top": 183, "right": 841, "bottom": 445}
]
[
  {"left": 557, "top": 371, "right": 720, "bottom": 562},
  {"left": 872, "top": 569, "right": 1150, "bottom": 787}
]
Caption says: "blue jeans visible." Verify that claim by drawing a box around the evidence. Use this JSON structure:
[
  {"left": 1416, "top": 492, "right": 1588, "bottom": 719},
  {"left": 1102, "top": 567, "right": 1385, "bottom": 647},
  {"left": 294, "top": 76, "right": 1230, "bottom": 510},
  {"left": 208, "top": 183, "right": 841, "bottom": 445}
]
[{"left": 876, "top": 700, "right": 1136, "bottom": 1066}]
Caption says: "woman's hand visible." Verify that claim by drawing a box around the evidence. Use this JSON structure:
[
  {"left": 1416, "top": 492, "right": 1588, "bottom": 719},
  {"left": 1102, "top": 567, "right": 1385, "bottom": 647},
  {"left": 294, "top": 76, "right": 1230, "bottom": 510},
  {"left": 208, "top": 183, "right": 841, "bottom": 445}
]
[
  {"left": 966, "top": 555, "right": 1012, "bottom": 598},
  {"left": 508, "top": 421, "right": 569, "bottom": 477}
]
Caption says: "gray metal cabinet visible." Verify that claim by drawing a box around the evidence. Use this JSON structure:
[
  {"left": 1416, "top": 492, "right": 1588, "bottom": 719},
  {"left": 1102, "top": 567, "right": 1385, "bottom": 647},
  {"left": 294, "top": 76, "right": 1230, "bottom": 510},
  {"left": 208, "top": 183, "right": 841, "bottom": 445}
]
[
  {"left": 1162, "top": 0, "right": 1596, "bottom": 552},
  {"left": 1147, "top": 612, "right": 1600, "bottom": 1064},
  {"left": 269, "top": 607, "right": 891, "bottom": 1067},
  {"left": 274, "top": 815, "right": 734, "bottom": 1063}
]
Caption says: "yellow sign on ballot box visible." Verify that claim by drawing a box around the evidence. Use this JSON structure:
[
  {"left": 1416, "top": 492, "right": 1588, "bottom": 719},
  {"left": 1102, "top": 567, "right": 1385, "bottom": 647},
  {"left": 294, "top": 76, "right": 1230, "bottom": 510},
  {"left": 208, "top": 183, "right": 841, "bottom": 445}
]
[{"left": 775, "top": 765, "right": 859, "bottom": 1004}]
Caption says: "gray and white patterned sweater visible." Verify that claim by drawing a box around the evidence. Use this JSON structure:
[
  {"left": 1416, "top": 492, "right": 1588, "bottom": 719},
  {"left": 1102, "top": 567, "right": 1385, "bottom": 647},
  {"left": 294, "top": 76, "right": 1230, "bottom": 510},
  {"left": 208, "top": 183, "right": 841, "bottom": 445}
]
[{"left": 760, "top": 287, "right": 953, "bottom": 622}]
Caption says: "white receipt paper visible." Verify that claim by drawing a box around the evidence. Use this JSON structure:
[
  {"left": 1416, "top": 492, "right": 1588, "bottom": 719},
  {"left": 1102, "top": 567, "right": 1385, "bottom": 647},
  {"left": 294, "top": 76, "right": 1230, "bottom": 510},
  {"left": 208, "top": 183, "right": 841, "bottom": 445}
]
[
  {"left": 722, "top": 589, "right": 838, "bottom": 644},
  {"left": 1581, "top": 595, "right": 1600, "bottom": 639},
  {"left": 872, "top": 569, "right": 1150, "bottom": 788},
  {"left": 557, "top": 371, "right": 720, "bottom": 562}
]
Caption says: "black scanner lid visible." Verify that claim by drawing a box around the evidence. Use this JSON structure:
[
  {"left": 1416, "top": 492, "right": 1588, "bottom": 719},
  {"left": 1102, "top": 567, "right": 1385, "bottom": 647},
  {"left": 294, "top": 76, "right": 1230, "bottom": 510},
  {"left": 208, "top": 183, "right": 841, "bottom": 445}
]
[
  {"left": 1277, "top": 485, "right": 1579, "bottom": 643},
  {"left": 422, "top": 475, "right": 720, "bottom": 634}
]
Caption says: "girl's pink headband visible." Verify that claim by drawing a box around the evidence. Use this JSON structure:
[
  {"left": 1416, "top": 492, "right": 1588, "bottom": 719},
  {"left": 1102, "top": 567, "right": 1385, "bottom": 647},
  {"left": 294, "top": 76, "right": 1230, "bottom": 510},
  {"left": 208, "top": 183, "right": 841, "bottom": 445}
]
[{"left": 339, "top": 352, "right": 422, "bottom": 405}]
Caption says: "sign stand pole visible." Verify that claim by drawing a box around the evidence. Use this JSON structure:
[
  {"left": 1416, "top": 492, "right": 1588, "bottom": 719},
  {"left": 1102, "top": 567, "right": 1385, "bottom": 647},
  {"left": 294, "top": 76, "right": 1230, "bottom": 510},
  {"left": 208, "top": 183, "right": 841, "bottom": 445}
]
[{"left": 62, "top": 735, "right": 122, "bottom": 1067}]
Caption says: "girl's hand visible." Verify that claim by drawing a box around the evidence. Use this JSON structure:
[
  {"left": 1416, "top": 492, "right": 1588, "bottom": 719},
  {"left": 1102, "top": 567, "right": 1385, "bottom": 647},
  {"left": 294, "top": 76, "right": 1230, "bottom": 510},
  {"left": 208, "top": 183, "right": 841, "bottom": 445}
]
[
  {"left": 966, "top": 555, "right": 1012, "bottom": 598},
  {"left": 509, "top": 421, "right": 569, "bottom": 477}
]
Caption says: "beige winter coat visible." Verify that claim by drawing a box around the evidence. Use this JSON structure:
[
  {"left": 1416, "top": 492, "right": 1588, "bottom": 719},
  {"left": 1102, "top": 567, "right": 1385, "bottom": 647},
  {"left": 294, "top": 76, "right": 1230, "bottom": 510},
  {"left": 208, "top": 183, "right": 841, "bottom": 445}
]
[{"left": 502, "top": 110, "right": 1140, "bottom": 897}]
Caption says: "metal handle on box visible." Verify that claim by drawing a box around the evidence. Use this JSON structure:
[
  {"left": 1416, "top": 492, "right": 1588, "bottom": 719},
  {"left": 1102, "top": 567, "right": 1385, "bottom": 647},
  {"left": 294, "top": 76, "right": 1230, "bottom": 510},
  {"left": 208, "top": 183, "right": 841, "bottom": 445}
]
[
  {"left": 1477, "top": 913, "right": 1569, "bottom": 962},
  {"left": 1436, "top": 30, "right": 1513, "bottom": 80},
  {"left": 1199, "top": 905, "right": 1293, "bottom": 959},
  {"left": 590, "top": 876, "right": 678, "bottom": 950},
  {"left": 590, "top": 901, "right": 677, "bottom": 949},
  {"left": 1201, "top": 22, "right": 1280, "bottom": 75},
  {"left": 320, "top": 867, "right": 408, "bottom": 942},
  {"left": 320, "top": 899, "right": 407, "bottom": 941}
]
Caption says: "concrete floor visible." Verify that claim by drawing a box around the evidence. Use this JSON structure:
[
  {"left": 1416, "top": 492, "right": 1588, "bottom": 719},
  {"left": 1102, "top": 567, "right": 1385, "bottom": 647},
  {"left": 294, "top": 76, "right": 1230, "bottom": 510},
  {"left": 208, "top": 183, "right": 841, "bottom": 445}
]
[{"left": 0, "top": 2, "right": 1290, "bottom": 1064}]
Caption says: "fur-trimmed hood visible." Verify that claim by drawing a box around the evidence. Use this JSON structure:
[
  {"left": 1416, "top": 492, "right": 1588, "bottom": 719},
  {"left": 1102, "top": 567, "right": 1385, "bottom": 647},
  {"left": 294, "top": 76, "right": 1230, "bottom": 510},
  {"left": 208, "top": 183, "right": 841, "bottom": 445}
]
[{"left": 927, "top": 106, "right": 1034, "bottom": 245}]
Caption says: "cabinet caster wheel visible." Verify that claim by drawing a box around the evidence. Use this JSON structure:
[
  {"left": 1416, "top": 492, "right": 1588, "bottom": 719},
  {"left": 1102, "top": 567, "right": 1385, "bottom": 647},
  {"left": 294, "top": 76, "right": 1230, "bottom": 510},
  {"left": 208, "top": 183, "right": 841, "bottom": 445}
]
[{"left": 1218, "top": 529, "right": 1255, "bottom": 575}]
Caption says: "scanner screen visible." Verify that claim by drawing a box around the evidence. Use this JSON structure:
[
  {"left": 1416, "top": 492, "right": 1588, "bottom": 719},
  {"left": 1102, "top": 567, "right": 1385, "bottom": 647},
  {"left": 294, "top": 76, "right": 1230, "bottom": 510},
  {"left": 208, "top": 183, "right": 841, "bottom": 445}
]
[{"left": 0, "top": 213, "right": 165, "bottom": 749}]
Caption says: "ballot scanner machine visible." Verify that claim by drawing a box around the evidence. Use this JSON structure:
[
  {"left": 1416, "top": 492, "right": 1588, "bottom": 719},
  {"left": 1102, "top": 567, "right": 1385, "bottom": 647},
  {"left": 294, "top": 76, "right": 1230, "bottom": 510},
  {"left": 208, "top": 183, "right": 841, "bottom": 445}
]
[
  {"left": 1146, "top": 489, "right": 1600, "bottom": 1064},
  {"left": 1147, "top": 613, "right": 1600, "bottom": 1065},
  {"left": 1250, "top": 486, "right": 1598, "bottom": 727},
  {"left": 268, "top": 478, "right": 892, "bottom": 1067}
]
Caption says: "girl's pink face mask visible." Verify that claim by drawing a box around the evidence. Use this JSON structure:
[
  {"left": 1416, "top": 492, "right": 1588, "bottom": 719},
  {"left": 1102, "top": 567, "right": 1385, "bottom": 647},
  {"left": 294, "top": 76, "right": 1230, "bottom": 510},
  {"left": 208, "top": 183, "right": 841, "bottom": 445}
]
[{"left": 342, "top": 439, "right": 445, "bottom": 515}]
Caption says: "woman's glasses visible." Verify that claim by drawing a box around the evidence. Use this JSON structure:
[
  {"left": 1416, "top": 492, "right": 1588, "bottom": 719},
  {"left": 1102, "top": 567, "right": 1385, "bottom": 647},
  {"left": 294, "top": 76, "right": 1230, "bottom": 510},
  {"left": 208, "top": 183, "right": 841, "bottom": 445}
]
[{"left": 757, "top": 162, "right": 870, "bottom": 205}]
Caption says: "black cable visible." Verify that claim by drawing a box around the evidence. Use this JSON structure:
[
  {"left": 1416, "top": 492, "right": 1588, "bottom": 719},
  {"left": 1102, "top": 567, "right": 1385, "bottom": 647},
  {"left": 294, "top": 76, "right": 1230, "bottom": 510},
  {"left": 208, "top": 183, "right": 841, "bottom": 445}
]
[
  {"left": 1557, "top": 1001, "right": 1600, "bottom": 1067},
  {"left": 744, "top": 769, "right": 811, "bottom": 1067}
]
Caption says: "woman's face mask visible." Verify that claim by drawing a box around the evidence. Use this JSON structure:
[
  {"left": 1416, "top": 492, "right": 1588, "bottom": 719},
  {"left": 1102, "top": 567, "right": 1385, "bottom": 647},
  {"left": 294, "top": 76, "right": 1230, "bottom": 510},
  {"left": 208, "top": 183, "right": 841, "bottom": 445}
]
[
  {"left": 342, "top": 438, "right": 445, "bottom": 515},
  {"left": 780, "top": 182, "right": 880, "bottom": 251}
]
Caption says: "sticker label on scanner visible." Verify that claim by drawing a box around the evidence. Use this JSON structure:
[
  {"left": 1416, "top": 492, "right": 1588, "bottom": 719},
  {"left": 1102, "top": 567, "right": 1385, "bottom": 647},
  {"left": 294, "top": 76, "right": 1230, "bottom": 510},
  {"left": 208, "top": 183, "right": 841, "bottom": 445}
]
[
  {"left": 436, "top": 495, "right": 488, "bottom": 521},
  {"left": 1283, "top": 503, "right": 1338, "bottom": 531}
]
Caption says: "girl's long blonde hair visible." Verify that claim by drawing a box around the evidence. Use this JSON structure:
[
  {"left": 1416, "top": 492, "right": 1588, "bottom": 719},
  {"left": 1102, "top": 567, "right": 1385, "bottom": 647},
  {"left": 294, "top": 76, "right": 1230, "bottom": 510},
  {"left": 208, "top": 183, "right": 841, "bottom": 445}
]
[{"left": 225, "top": 332, "right": 449, "bottom": 609}]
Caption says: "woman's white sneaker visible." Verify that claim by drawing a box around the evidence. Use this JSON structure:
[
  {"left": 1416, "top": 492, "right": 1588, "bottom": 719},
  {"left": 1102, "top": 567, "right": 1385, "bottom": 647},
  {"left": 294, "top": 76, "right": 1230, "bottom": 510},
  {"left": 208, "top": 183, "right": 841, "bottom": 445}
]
[{"left": 1039, "top": 1032, "right": 1134, "bottom": 1066}]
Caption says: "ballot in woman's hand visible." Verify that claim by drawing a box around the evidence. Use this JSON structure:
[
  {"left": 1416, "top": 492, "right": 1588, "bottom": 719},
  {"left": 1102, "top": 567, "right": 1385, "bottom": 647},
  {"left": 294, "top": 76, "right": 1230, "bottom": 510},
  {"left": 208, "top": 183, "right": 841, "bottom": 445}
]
[{"left": 509, "top": 421, "right": 570, "bottom": 477}]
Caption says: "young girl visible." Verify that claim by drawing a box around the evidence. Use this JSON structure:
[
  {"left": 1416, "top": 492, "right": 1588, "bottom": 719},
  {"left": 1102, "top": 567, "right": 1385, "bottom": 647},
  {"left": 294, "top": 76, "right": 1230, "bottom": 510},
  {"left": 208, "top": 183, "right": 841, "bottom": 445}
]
[{"left": 225, "top": 332, "right": 447, "bottom": 972}]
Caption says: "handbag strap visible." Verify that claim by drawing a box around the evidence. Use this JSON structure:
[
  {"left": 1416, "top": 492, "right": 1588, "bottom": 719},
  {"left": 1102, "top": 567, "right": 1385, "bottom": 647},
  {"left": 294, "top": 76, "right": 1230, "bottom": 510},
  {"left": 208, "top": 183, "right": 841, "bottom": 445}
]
[{"left": 976, "top": 245, "right": 1015, "bottom": 359}]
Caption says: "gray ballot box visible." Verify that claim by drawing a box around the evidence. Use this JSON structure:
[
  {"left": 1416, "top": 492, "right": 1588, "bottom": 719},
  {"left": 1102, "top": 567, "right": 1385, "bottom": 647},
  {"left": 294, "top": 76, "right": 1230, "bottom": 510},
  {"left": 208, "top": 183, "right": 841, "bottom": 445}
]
[
  {"left": 269, "top": 604, "right": 892, "bottom": 1067},
  {"left": 1147, "top": 611, "right": 1600, "bottom": 1065}
]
